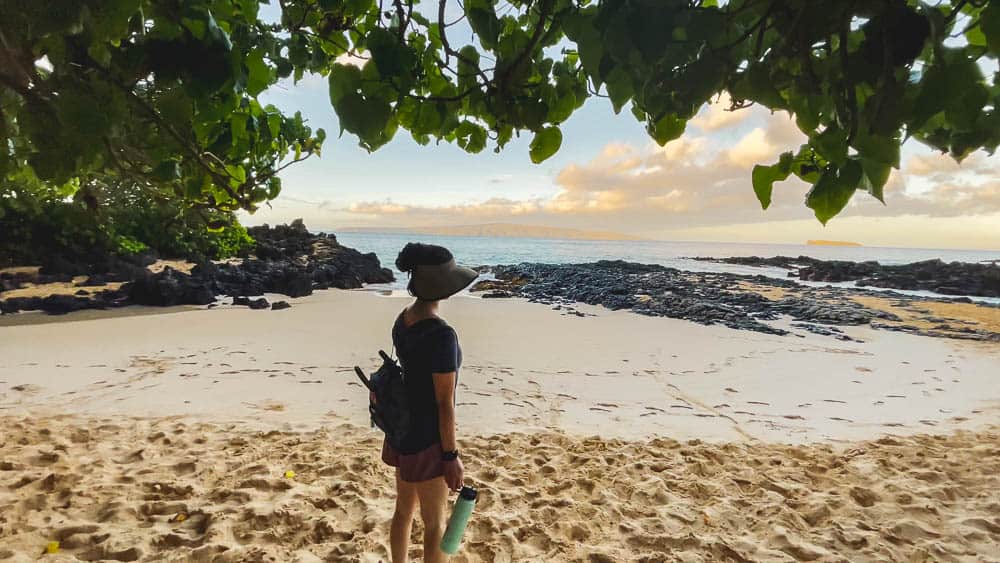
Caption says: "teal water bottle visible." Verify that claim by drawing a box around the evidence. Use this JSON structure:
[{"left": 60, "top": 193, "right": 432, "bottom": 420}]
[{"left": 440, "top": 486, "right": 477, "bottom": 554}]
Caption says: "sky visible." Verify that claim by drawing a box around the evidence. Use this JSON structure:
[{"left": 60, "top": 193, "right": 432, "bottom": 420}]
[{"left": 246, "top": 66, "right": 1000, "bottom": 251}]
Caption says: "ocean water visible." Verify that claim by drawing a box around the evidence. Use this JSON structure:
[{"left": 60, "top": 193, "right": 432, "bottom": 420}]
[{"left": 334, "top": 232, "right": 1000, "bottom": 302}]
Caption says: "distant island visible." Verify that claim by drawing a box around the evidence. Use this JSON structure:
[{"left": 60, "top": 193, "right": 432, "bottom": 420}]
[
  {"left": 807, "top": 240, "right": 862, "bottom": 247},
  {"left": 340, "top": 223, "right": 645, "bottom": 241}
]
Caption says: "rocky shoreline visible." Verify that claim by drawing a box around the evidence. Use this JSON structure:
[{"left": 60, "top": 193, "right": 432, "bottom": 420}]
[
  {"left": 472, "top": 260, "right": 1000, "bottom": 342},
  {"left": 0, "top": 221, "right": 393, "bottom": 315},
  {"left": 693, "top": 256, "right": 1000, "bottom": 298},
  {"left": 4, "top": 240, "right": 999, "bottom": 344}
]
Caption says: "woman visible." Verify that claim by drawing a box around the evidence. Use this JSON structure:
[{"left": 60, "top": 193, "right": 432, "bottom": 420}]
[{"left": 382, "top": 242, "right": 478, "bottom": 563}]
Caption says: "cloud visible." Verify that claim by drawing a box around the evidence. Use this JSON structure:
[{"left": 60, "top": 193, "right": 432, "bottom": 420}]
[
  {"left": 335, "top": 52, "right": 369, "bottom": 69},
  {"left": 321, "top": 109, "right": 1000, "bottom": 248},
  {"left": 690, "top": 93, "right": 751, "bottom": 132}
]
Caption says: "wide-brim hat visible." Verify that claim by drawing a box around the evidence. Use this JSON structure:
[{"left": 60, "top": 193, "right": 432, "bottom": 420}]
[{"left": 410, "top": 259, "right": 479, "bottom": 301}]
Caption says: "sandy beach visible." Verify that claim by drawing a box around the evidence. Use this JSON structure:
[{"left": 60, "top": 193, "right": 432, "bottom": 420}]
[{"left": 1, "top": 290, "right": 999, "bottom": 560}]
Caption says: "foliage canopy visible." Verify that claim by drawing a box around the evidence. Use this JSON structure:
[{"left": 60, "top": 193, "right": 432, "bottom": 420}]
[{"left": 1, "top": 0, "right": 998, "bottom": 224}]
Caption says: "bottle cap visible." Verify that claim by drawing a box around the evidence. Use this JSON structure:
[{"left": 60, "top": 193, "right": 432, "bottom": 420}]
[{"left": 459, "top": 486, "right": 477, "bottom": 501}]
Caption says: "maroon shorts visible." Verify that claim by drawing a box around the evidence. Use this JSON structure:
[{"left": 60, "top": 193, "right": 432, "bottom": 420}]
[{"left": 382, "top": 439, "right": 445, "bottom": 482}]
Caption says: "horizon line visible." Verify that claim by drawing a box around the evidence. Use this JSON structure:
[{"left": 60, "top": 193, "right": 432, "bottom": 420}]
[{"left": 322, "top": 227, "right": 1000, "bottom": 253}]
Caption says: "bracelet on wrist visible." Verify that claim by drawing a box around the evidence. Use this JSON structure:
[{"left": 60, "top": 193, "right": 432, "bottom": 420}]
[{"left": 441, "top": 449, "right": 459, "bottom": 461}]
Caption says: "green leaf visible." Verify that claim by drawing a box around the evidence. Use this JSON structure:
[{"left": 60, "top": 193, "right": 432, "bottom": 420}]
[
  {"left": 575, "top": 25, "right": 604, "bottom": 85},
  {"left": 230, "top": 114, "right": 248, "bottom": 147},
  {"left": 549, "top": 91, "right": 576, "bottom": 123},
  {"left": 966, "top": 24, "right": 987, "bottom": 48},
  {"left": 266, "top": 177, "right": 282, "bottom": 199},
  {"left": 246, "top": 49, "right": 271, "bottom": 95},
  {"left": 852, "top": 131, "right": 900, "bottom": 167},
  {"left": 267, "top": 113, "right": 282, "bottom": 138},
  {"left": 529, "top": 127, "right": 562, "bottom": 163},
  {"left": 750, "top": 153, "right": 793, "bottom": 210},
  {"left": 367, "top": 28, "right": 413, "bottom": 84},
  {"left": 981, "top": 3, "right": 1000, "bottom": 54},
  {"left": 457, "top": 45, "right": 481, "bottom": 89},
  {"left": 733, "top": 65, "right": 784, "bottom": 109},
  {"left": 811, "top": 127, "right": 848, "bottom": 167},
  {"left": 455, "top": 121, "right": 487, "bottom": 154},
  {"left": 328, "top": 63, "right": 362, "bottom": 105},
  {"left": 910, "top": 56, "right": 983, "bottom": 132},
  {"left": 647, "top": 114, "right": 686, "bottom": 146},
  {"left": 204, "top": 11, "right": 233, "bottom": 51},
  {"left": 859, "top": 157, "right": 890, "bottom": 203},
  {"left": 806, "top": 163, "right": 860, "bottom": 225},
  {"left": 467, "top": 0, "right": 502, "bottom": 50},
  {"left": 604, "top": 67, "right": 634, "bottom": 114},
  {"left": 332, "top": 92, "right": 392, "bottom": 148}
]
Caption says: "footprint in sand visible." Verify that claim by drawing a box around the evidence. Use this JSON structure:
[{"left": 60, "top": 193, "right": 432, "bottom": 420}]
[
  {"left": 724, "top": 387, "right": 739, "bottom": 393},
  {"left": 747, "top": 401, "right": 770, "bottom": 406},
  {"left": 589, "top": 407, "right": 611, "bottom": 413},
  {"left": 10, "top": 384, "right": 42, "bottom": 395},
  {"left": 243, "top": 401, "right": 285, "bottom": 412},
  {"left": 886, "top": 394, "right": 906, "bottom": 399},
  {"left": 822, "top": 399, "right": 847, "bottom": 404}
]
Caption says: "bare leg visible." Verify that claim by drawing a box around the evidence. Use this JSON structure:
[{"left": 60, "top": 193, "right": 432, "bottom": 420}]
[
  {"left": 416, "top": 476, "right": 450, "bottom": 563},
  {"left": 391, "top": 470, "right": 419, "bottom": 563}
]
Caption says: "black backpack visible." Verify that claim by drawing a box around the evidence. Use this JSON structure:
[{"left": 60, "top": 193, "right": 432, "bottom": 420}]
[{"left": 353, "top": 319, "right": 446, "bottom": 446}]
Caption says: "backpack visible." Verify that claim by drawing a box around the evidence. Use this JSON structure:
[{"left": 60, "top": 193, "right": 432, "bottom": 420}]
[{"left": 353, "top": 318, "right": 447, "bottom": 446}]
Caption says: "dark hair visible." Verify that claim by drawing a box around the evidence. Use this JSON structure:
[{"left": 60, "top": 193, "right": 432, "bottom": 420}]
[{"left": 395, "top": 243, "right": 453, "bottom": 273}]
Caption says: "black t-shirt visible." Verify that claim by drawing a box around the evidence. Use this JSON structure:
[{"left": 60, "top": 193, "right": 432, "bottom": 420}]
[{"left": 392, "top": 312, "right": 461, "bottom": 454}]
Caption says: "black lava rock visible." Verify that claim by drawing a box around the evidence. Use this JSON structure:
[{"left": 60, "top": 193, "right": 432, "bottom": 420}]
[
  {"left": 126, "top": 267, "right": 215, "bottom": 306},
  {"left": 4, "top": 221, "right": 393, "bottom": 316},
  {"left": 699, "top": 256, "right": 1000, "bottom": 298}
]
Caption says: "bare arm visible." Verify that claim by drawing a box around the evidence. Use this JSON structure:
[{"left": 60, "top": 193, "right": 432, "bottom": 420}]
[{"left": 433, "top": 371, "right": 458, "bottom": 452}]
